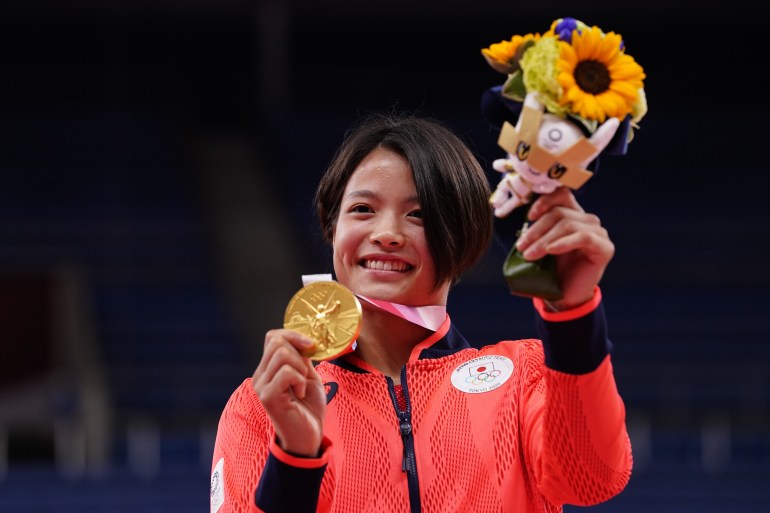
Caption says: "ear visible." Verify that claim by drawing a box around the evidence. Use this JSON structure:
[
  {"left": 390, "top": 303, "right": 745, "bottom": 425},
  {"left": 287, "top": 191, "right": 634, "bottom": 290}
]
[
  {"left": 515, "top": 92, "right": 545, "bottom": 130},
  {"left": 522, "top": 91, "right": 543, "bottom": 112},
  {"left": 588, "top": 117, "right": 620, "bottom": 153}
]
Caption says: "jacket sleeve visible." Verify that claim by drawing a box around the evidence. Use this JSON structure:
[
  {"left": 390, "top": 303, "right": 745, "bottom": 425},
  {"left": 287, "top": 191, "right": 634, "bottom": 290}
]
[
  {"left": 210, "top": 379, "right": 329, "bottom": 513},
  {"left": 254, "top": 438, "right": 331, "bottom": 513},
  {"left": 521, "top": 287, "right": 633, "bottom": 506}
]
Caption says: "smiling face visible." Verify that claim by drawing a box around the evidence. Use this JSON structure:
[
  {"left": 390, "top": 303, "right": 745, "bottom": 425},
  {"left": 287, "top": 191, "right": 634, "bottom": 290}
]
[{"left": 332, "top": 147, "right": 450, "bottom": 307}]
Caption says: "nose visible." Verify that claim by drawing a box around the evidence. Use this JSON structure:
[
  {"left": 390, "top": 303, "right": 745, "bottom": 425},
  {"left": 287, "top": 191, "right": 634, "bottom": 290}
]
[{"left": 370, "top": 214, "right": 405, "bottom": 247}]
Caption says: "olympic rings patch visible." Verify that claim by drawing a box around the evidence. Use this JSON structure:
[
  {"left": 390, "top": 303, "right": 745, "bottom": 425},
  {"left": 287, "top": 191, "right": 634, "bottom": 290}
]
[{"left": 451, "top": 355, "right": 514, "bottom": 394}]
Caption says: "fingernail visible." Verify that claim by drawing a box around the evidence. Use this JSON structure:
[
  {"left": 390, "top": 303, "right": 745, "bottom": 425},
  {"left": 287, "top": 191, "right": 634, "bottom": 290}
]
[
  {"left": 522, "top": 246, "right": 538, "bottom": 260},
  {"left": 515, "top": 223, "right": 529, "bottom": 250}
]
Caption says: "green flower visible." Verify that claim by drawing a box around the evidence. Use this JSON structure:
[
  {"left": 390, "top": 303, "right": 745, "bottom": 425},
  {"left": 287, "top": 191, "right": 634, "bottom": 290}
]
[{"left": 520, "top": 37, "right": 568, "bottom": 118}]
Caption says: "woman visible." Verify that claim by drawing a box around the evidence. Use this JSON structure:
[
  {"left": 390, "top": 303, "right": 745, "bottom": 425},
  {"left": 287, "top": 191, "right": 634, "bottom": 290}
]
[{"left": 210, "top": 114, "right": 632, "bottom": 513}]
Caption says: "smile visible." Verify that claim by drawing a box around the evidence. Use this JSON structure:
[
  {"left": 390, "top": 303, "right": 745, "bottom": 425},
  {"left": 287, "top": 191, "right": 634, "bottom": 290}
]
[{"left": 361, "top": 259, "right": 413, "bottom": 272}]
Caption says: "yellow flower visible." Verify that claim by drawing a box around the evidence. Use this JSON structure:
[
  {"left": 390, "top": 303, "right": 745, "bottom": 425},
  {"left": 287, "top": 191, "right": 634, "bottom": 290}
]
[
  {"left": 481, "top": 33, "right": 539, "bottom": 74},
  {"left": 556, "top": 25, "right": 645, "bottom": 122}
]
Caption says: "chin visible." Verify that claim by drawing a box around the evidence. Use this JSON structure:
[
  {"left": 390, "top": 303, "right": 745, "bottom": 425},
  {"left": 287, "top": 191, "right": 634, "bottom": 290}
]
[{"left": 355, "top": 283, "right": 414, "bottom": 304}]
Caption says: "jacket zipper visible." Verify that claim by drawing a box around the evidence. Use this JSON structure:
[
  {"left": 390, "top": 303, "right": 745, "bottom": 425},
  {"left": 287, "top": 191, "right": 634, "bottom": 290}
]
[{"left": 387, "top": 369, "right": 421, "bottom": 513}]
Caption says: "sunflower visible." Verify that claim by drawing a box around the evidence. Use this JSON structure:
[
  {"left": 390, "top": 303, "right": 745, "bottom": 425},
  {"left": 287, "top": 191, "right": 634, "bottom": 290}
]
[
  {"left": 556, "top": 25, "right": 645, "bottom": 122},
  {"left": 481, "top": 33, "right": 540, "bottom": 75}
]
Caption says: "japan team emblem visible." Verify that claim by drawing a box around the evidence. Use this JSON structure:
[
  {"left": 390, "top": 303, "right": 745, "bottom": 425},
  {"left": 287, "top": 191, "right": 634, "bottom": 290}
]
[{"left": 451, "top": 355, "right": 514, "bottom": 394}]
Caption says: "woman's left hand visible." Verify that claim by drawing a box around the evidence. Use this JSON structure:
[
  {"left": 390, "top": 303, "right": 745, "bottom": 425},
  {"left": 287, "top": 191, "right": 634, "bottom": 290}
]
[{"left": 514, "top": 187, "right": 614, "bottom": 309}]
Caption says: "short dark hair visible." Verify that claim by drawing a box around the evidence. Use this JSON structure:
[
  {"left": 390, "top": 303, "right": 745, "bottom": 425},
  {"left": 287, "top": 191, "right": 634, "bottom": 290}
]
[{"left": 315, "top": 113, "right": 494, "bottom": 288}]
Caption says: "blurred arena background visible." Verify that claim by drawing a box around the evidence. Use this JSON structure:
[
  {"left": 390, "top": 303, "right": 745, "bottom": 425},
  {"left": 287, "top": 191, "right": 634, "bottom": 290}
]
[{"left": 0, "top": 1, "right": 768, "bottom": 511}]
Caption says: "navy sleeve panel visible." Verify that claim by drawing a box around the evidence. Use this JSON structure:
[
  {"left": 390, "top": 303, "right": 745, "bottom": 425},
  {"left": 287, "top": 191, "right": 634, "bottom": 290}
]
[
  {"left": 535, "top": 301, "right": 613, "bottom": 374},
  {"left": 255, "top": 452, "right": 326, "bottom": 513}
]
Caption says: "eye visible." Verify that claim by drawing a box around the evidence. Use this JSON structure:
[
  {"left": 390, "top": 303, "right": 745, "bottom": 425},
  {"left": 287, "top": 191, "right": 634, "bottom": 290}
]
[
  {"left": 348, "top": 204, "right": 373, "bottom": 214},
  {"left": 407, "top": 209, "right": 423, "bottom": 219}
]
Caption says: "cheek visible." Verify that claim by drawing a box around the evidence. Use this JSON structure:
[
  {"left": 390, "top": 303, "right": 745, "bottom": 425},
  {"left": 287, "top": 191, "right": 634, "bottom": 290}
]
[
  {"left": 413, "top": 233, "right": 435, "bottom": 268},
  {"left": 331, "top": 242, "right": 347, "bottom": 280},
  {"left": 332, "top": 223, "right": 357, "bottom": 262}
]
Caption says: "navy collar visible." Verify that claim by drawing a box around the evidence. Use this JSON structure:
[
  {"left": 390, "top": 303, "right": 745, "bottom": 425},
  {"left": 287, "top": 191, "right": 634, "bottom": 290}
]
[{"left": 327, "top": 322, "right": 471, "bottom": 373}]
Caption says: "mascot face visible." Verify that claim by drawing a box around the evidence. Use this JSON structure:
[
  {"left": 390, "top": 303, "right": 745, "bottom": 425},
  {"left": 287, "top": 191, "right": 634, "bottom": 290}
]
[{"left": 515, "top": 112, "right": 585, "bottom": 189}]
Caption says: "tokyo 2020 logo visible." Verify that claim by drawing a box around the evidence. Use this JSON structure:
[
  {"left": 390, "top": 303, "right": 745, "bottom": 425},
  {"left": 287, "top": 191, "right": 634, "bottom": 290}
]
[{"left": 451, "top": 355, "right": 514, "bottom": 394}]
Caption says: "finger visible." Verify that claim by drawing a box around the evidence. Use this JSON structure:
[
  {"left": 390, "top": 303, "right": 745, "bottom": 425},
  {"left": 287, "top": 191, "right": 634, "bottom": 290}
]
[
  {"left": 275, "top": 329, "right": 317, "bottom": 355},
  {"left": 255, "top": 343, "right": 309, "bottom": 389},
  {"left": 256, "top": 339, "right": 316, "bottom": 401},
  {"left": 256, "top": 330, "right": 314, "bottom": 375},
  {"left": 545, "top": 227, "right": 614, "bottom": 263},
  {"left": 527, "top": 187, "right": 583, "bottom": 221},
  {"left": 303, "top": 358, "right": 322, "bottom": 384},
  {"left": 516, "top": 207, "right": 594, "bottom": 257},
  {"left": 259, "top": 363, "right": 309, "bottom": 407},
  {"left": 254, "top": 333, "right": 314, "bottom": 400}
]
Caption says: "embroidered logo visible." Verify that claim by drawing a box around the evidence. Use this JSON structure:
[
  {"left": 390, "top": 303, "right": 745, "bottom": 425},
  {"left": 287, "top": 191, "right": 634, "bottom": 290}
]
[
  {"left": 325, "top": 382, "right": 338, "bottom": 404},
  {"left": 451, "top": 355, "right": 514, "bottom": 394},
  {"left": 210, "top": 457, "right": 224, "bottom": 513}
]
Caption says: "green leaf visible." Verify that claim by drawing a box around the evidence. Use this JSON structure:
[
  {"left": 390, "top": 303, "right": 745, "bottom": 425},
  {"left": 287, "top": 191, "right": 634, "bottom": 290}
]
[
  {"left": 567, "top": 112, "right": 597, "bottom": 134},
  {"left": 502, "top": 71, "right": 526, "bottom": 102}
]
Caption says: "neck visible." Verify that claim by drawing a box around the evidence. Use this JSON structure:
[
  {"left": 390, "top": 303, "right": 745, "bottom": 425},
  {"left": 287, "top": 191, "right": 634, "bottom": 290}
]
[{"left": 354, "top": 305, "right": 432, "bottom": 383}]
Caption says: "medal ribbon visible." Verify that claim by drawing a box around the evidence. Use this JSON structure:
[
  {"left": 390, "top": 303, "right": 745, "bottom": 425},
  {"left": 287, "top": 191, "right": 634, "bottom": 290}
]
[{"left": 302, "top": 274, "right": 446, "bottom": 332}]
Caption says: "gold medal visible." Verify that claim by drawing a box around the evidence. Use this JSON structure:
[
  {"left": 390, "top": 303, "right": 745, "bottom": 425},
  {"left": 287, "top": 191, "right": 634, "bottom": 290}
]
[{"left": 283, "top": 281, "right": 362, "bottom": 361}]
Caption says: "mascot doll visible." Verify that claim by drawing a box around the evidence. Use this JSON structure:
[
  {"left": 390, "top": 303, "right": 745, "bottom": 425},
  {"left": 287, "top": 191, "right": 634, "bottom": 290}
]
[{"left": 480, "top": 17, "right": 647, "bottom": 300}]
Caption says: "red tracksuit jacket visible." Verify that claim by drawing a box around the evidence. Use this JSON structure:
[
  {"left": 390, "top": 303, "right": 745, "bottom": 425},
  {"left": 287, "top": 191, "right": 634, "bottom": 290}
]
[{"left": 210, "top": 290, "right": 632, "bottom": 513}]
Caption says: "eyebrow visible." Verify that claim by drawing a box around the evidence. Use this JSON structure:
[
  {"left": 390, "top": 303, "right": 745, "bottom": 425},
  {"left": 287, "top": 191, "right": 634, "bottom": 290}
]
[
  {"left": 345, "top": 190, "right": 420, "bottom": 204},
  {"left": 345, "top": 190, "right": 376, "bottom": 200}
]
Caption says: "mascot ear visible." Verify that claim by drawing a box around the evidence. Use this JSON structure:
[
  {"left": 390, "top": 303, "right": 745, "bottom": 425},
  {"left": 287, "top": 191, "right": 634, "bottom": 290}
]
[
  {"left": 588, "top": 117, "right": 620, "bottom": 153},
  {"left": 522, "top": 92, "right": 544, "bottom": 111},
  {"left": 515, "top": 92, "right": 544, "bottom": 130}
]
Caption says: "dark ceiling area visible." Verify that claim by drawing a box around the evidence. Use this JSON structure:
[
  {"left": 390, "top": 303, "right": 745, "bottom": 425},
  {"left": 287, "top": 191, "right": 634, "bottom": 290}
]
[{"left": 2, "top": 2, "right": 761, "bottom": 123}]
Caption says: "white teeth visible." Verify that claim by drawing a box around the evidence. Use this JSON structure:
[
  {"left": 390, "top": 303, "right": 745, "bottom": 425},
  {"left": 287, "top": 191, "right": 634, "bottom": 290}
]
[{"left": 364, "top": 260, "right": 410, "bottom": 271}]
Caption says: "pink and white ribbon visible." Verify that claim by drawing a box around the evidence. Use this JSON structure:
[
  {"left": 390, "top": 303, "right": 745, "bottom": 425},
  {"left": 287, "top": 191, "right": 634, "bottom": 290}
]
[{"left": 301, "top": 274, "right": 446, "bottom": 332}]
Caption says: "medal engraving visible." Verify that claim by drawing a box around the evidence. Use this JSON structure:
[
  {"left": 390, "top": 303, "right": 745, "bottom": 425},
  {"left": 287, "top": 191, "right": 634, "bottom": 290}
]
[{"left": 284, "top": 281, "right": 362, "bottom": 361}]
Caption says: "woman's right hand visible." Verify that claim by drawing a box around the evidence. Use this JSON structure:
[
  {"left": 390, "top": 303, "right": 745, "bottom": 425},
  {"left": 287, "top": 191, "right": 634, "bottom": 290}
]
[{"left": 252, "top": 329, "right": 326, "bottom": 457}]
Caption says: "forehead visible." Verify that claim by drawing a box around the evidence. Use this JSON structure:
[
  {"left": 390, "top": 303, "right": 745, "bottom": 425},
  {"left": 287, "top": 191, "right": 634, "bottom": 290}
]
[
  {"left": 539, "top": 114, "right": 582, "bottom": 144},
  {"left": 342, "top": 147, "right": 416, "bottom": 197}
]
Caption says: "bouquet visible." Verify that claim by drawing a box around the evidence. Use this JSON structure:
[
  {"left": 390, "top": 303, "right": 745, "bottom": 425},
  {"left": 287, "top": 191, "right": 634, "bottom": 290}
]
[{"left": 480, "top": 17, "right": 647, "bottom": 300}]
